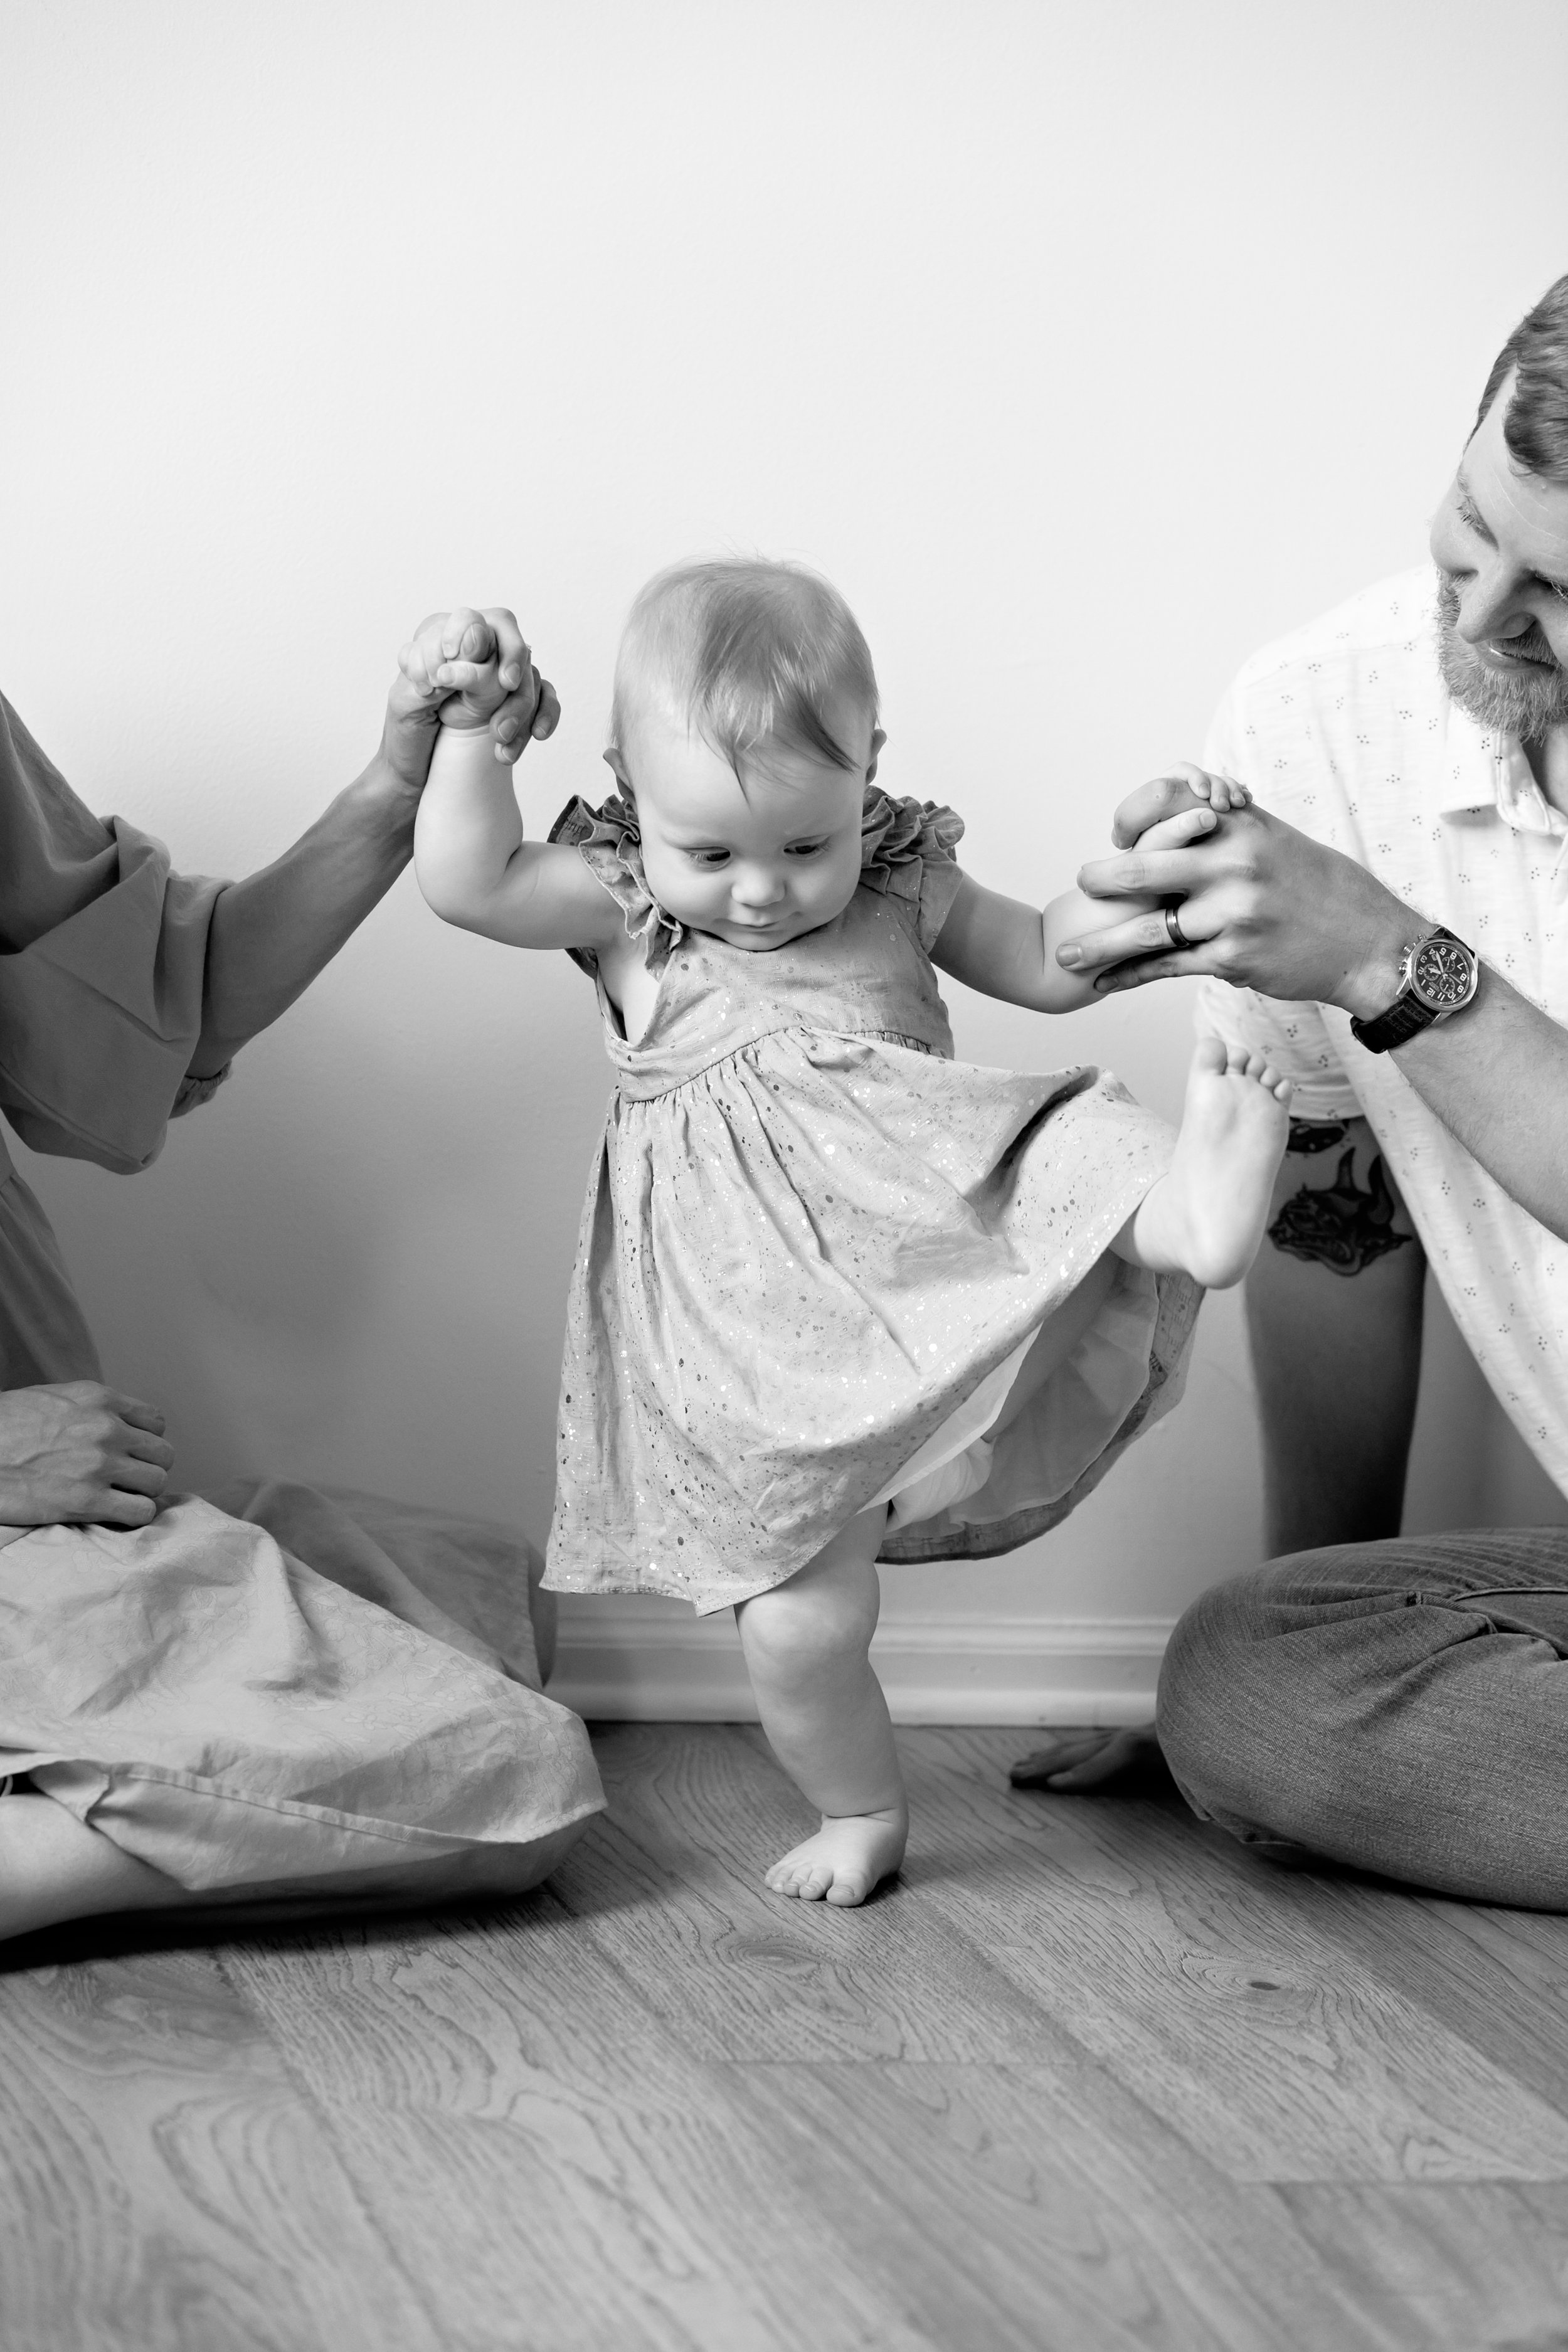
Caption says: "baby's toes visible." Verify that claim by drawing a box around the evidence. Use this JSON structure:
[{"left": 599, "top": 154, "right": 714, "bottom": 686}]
[{"left": 825, "top": 1870, "right": 870, "bottom": 1909}]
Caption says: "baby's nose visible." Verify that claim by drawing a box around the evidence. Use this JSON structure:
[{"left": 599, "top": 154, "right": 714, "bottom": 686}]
[{"left": 731, "top": 866, "right": 786, "bottom": 906}]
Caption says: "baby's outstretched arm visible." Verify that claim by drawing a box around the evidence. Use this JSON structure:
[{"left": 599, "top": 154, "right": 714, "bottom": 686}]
[
  {"left": 932, "top": 773, "right": 1248, "bottom": 1013},
  {"left": 405, "top": 611, "right": 623, "bottom": 955}
]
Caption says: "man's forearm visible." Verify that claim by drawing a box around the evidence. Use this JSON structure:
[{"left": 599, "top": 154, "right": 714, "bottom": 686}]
[
  {"left": 189, "top": 756, "right": 419, "bottom": 1075},
  {"left": 1392, "top": 967, "right": 1568, "bottom": 1239}
]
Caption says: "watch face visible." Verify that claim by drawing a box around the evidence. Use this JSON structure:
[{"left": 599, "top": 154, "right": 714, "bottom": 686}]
[{"left": 1409, "top": 933, "right": 1476, "bottom": 1011}]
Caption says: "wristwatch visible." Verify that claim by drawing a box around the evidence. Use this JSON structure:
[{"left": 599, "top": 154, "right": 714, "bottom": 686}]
[{"left": 1349, "top": 925, "right": 1480, "bottom": 1053}]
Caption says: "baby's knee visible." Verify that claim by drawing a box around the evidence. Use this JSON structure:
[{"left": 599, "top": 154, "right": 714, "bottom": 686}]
[{"left": 739, "top": 1563, "right": 879, "bottom": 1673}]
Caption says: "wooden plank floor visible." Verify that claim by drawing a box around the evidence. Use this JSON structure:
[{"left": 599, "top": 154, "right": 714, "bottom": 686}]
[{"left": 4, "top": 1725, "right": 1568, "bottom": 2351}]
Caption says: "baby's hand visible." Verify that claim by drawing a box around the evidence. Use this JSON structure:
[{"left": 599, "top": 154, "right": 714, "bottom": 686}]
[
  {"left": 392, "top": 605, "right": 561, "bottom": 761},
  {"left": 1112, "top": 762, "right": 1251, "bottom": 852}
]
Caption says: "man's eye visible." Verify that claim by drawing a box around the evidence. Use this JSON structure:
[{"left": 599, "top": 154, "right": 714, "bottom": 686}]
[{"left": 1458, "top": 494, "right": 1490, "bottom": 538}]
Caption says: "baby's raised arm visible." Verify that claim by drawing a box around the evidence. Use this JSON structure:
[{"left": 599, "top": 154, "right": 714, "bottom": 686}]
[{"left": 404, "top": 612, "right": 623, "bottom": 955}]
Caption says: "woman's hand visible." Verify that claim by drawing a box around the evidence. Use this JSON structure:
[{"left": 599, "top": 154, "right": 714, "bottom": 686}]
[
  {"left": 1058, "top": 766, "right": 1414, "bottom": 1019},
  {"left": 382, "top": 607, "right": 561, "bottom": 795},
  {"left": 394, "top": 607, "right": 560, "bottom": 751},
  {"left": 0, "top": 1383, "right": 174, "bottom": 1528}
]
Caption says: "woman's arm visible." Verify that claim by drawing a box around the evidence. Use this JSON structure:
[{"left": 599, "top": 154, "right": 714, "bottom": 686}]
[{"left": 190, "top": 607, "right": 553, "bottom": 1074}]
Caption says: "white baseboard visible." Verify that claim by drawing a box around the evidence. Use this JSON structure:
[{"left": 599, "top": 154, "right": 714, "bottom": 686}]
[{"left": 549, "top": 1597, "right": 1173, "bottom": 1725}]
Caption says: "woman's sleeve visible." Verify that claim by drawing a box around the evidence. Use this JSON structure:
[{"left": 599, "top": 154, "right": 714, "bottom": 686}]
[
  {"left": 858, "top": 790, "right": 967, "bottom": 949},
  {"left": 0, "top": 696, "right": 228, "bottom": 1173}
]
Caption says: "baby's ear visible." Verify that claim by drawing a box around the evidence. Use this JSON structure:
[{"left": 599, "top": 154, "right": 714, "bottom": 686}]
[
  {"left": 602, "top": 746, "right": 633, "bottom": 797},
  {"left": 865, "top": 727, "right": 887, "bottom": 785}
]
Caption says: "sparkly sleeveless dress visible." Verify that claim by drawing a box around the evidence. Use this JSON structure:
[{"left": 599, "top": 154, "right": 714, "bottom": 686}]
[{"left": 542, "top": 787, "right": 1201, "bottom": 1615}]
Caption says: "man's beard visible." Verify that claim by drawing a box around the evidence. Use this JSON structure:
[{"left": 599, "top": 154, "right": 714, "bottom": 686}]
[{"left": 1435, "top": 571, "right": 1568, "bottom": 735}]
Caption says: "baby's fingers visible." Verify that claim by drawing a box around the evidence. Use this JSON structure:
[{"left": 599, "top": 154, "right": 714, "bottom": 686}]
[
  {"left": 398, "top": 610, "right": 491, "bottom": 700},
  {"left": 1110, "top": 763, "right": 1248, "bottom": 849},
  {"left": 1133, "top": 804, "right": 1224, "bottom": 854},
  {"left": 438, "top": 606, "right": 496, "bottom": 665}
]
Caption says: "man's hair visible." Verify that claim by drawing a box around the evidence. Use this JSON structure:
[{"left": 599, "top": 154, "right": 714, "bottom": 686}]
[
  {"left": 1475, "top": 273, "right": 1568, "bottom": 484},
  {"left": 610, "top": 556, "right": 879, "bottom": 778}
]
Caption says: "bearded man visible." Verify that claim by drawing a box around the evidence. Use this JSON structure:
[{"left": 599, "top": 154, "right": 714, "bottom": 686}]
[{"left": 1022, "top": 272, "right": 1568, "bottom": 1908}]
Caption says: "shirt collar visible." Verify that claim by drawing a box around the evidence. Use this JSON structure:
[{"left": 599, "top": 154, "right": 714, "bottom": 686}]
[{"left": 1439, "top": 699, "right": 1568, "bottom": 837}]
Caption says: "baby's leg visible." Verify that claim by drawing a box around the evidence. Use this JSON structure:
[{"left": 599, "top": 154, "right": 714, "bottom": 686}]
[
  {"left": 1115, "top": 1038, "right": 1292, "bottom": 1290},
  {"left": 735, "top": 1506, "right": 906, "bottom": 1907}
]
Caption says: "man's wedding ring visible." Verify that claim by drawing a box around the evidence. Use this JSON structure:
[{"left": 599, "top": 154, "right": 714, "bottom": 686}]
[{"left": 1164, "top": 902, "right": 1191, "bottom": 951}]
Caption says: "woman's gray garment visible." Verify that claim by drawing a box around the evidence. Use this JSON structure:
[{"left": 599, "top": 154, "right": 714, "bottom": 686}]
[
  {"left": 0, "top": 694, "right": 602, "bottom": 1897},
  {"left": 1158, "top": 1526, "right": 1568, "bottom": 1907}
]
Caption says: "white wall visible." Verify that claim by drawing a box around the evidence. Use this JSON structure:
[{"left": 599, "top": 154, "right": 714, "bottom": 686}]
[{"left": 4, "top": 0, "right": 1566, "bottom": 1718}]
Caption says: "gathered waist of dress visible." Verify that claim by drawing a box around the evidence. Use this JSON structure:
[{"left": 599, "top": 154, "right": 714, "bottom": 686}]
[{"left": 608, "top": 1022, "right": 946, "bottom": 1103}]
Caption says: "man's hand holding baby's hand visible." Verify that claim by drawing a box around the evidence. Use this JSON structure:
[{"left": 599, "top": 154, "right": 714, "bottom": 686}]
[{"left": 1111, "top": 763, "right": 1252, "bottom": 850}]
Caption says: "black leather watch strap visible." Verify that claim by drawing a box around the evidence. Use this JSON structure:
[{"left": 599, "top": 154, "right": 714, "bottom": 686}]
[{"left": 1350, "top": 992, "right": 1443, "bottom": 1054}]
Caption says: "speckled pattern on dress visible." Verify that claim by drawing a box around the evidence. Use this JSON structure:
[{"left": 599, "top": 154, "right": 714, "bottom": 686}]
[{"left": 542, "top": 787, "right": 1203, "bottom": 1614}]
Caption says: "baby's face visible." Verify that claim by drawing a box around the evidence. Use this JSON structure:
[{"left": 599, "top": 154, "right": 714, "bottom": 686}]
[{"left": 618, "top": 697, "right": 875, "bottom": 952}]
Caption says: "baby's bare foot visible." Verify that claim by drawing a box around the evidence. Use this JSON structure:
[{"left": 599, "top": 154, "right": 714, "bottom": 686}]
[
  {"left": 764, "top": 1803, "right": 908, "bottom": 1907},
  {"left": 1128, "top": 1038, "right": 1291, "bottom": 1290}
]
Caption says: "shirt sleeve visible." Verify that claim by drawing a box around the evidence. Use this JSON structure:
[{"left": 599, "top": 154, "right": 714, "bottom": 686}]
[
  {"left": 0, "top": 695, "right": 229, "bottom": 1173},
  {"left": 1192, "top": 681, "right": 1364, "bottom": 1121}
]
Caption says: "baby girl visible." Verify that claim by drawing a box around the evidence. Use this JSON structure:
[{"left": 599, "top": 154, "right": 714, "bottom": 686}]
[{"left": 408, "top": 561, "right": 1290, "bottom": 1907}]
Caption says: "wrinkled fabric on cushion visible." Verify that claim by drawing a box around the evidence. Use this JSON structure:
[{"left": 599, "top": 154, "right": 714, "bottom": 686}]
[{"left": 0, "top": 1489, "right": 600, "bottom": 1893}]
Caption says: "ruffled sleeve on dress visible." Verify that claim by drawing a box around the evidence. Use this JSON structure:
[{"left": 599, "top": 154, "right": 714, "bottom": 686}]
[
  {"left": 0, "top": 694, "right": 228, "bottom": 1174},
  {"left": 858, "top": 790, "right": 966, "bottom": 950},
  {"left": 548, "top": 792, "right": 685, "bottom": 978}
]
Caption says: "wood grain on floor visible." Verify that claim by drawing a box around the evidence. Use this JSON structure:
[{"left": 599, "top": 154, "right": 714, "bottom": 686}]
[{"left": 3, "top": 1724, "right": 1567, "bottom": 2352}]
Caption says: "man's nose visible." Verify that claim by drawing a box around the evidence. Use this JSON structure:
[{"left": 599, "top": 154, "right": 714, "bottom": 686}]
[{"left": 1457, "top": 560, "right": 1535, "bottom": 645}]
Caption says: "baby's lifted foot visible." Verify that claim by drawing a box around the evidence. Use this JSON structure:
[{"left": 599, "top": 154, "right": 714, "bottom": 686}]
[
  {"left": 1126, "top": 1038, "right": 1291, "bottom": 1290},
  {"left": 764, "top": 1803, "right": 908, "bottom": 1908}
]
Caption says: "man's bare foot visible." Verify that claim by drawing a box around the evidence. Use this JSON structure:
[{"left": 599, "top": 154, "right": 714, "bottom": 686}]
[
  {"left": 764, "top": 1801, "right": 908, "bottom": 1907},
  {"left": 1123, "top": 1038, "right": 1291, "bottom": 1288}
]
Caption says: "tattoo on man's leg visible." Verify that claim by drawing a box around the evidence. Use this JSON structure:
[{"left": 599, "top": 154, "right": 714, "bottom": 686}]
[
  {"left": 1286, "top": 1117, "right": 1350, "bottom": 1155},
  {"left": 1268, "top": 1147, "right": 1411, "bottom": 1277}
]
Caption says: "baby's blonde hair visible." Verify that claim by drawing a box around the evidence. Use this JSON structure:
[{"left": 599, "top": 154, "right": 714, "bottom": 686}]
[{"left": 610, "top": 556, "right": 879, "bottom": 780}]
